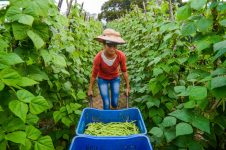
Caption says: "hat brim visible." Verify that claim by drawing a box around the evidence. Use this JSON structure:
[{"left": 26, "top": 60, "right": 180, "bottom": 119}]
[{"left": 94, "top": 35, "right": 126, "bottom": 44}]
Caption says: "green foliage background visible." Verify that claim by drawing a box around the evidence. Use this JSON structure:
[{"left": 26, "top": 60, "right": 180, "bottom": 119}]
[
  {"left": 0, "top": 0, "right": 102, "bottom": 149},
  {"left": 108, "top": 0, "right": 226, "bottom": 149},
  {"left": 1, "top": 0, "right": 226, "bottom": 149}
]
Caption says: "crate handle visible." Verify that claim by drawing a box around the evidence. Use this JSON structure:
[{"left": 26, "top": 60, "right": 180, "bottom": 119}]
[
  {"left": 89, "top": 95, "right": 93, "bottom": 108},
  {"left": 126, "top": 95, "right": 129, "bottom": 108}
]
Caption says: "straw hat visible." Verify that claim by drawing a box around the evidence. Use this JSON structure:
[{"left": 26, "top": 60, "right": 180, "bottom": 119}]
[{"left": 95, "top": 28, "right": 126, "bottom": 44}]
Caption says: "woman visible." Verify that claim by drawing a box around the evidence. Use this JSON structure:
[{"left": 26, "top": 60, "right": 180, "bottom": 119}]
[{"left": 88, "top": 28, "right": 130, "bottom": 110}]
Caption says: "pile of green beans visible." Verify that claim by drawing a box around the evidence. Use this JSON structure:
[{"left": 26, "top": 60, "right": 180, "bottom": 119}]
[{"left": 84, "top": 121, "right": 139, "bottom": 136}]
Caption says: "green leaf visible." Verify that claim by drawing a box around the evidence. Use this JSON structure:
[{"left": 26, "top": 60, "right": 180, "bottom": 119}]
[
  {"left": 0, "top": 140, "right": 7, "bottom": 150},
  {"left": 211, "top": 68, "right": 226, "bottom": 77},
  {"left": 187, "top": 73, "right": 200, "bottom": 82},
  {"left": 30, "top": 96, "right": 49, "bottom": 114},
  {"left": 0, "top": 39, "right": 9, "bottom": 54},
  {"left": 190, "top": 0, "right": 207, "bottom": 10},
  {"left": 34, "top": 136, "right": 54, "bottom": 150},
  {"left": 0, "top": 112, "right": 8, "bottom": 125},
  {"left": 52, "top": 53, "right": 67, "bottom": 67},
  {"left": 176, "top": 122, "right": 193, "bottom": 137},
  {"left": 176, "top": 5, "right": 191, "bottom": 21},
  {"left": 17, "top": 90, "right": 35, "bottom": 103},
  {"left": 74, "top": 110, "right": 82, "bottom": 115},
  {"left": 27, "top": 65, "right": 49, "bottom": 81},
  {"left": 5, "top": 131, "right": 26, "bottom": 145},
  {"left": 162, "top": 116, "right": 177, "bottom": 127},
  {"left": 4, "top": 118, "right": 25, "bottom": 132},
  {"left": 18, "top": 15, "right": 34, "bottom": 26},
  {"left": 149, "top": 127, "right": 163, "bottom": 138},
  {"left": 189, "top": 86, "right": 207, "bottom": 101},
  {"left": 217, "top": 3, "right": 226, "bottom": 12},
  {"left": 63, "top": 81, "right": 72, "bottom": 91},
  {"left": 0, "top": 105, "right": 3, "bottom": 111},
  {"left": 63, "top": 134, "right": 69, "bottom": 141},
  {"left": 27, "top": 0, "right": 49, "bottom": 17},
  {"left": 40, "top": 50, "right": 52, "bottom": 66},
  {"left": 197, "top": 97, "right": 209, "bottom": 110},
  {"left": 77, "top": 90, "right": 86, "bottom": 99},
  {"left": 191, "top": 115, "right": 210, "bottom": 133},
  {"left": 196, "top": 17, "right": 213, "bottom": 32},
  {"left": 174, "top": 135, "right": 193, "bottom": 148},
  {"left": 70, "top": 103, "right": 82, "bottom": 110},
  {"left": 5, "top": 6, "right": 23, "bottom": 22},
  {"left": 17, "top": 77, "right": 38, "bottom": 87},
  {"left": 26, "top": 113, "right": 39, "bottom": 125},
  {"left": 32, "top": 22, "right": 50, "bottom": 41},
  {"left": 188, "top": 141, "right": 203, "bottom": 150},
  {"left": 219, "top": 19, "right": 226, "bottom": 27},
  {"left": 164, "top": 128, "right": 176, "bottom": 143},
  {"left": 146, "top": 98, "right": 160, "bottom": 108},
  {"left": 169, "top": 109, "right": 193, "bottom": 122},
  {"left": 181, "top": 22, "right": 196, "bottom": 36},
  {"left": 160, "top": 22, "right": 178, "bottom": 32},
  {"left": 0, "top": 82, "right": 4, "bottom": 91},
  {"left": 0, "top": 130, "right": 4, "bottom": 141},
  {"left": 27, "top": 30, "right": 45, "bottom": 49},
  {"left": 165, "top": 102, "right": 174, "bottom": 111},
  {"left": 0, "top": 52, "right": 24, "bottom": 66},
  {"left": 149, "top": 108, "right": 165, "bottom": 118},
  {"left": 211, "top": 76, "right": 226, "bottom": 89},
  {"left": 174, "top": 86, "right": 186, "bottom": 93},
  {"left": 177, "top": 57, "right": 188, "bottom": 64},
  {"left": 153, "top": 68, "right": 163, "bottom": 76},
  {"left": 184, "top": 101, "right": 196, "bottom": 109},
  {"left": 53, "top": 111, "right": 62, "bottom": 123},
  {"left": 9, "top": 100, "right": 28, "bottom": 122},
  {"left": 61, "top": 117, "right": 72, "bottom": 127},
  {"left": 214, "top": 40, "right": 226, "bottom": 52},
  {"left": 12, "top": 23, "right": 29, "bottom": 40},
  {"left": 26, "top": 125, "right": 41, "bottom": 140},
  {"left": 20, "top": 139, "right": 32, "bottom": 150},
  {"left": 0, "top": 68, "right": 21, "bottom": 87},
  {"left": 212, "top": 86, "right": 226, "bottom": 98},
  {"left": 149, "top": 80, "right": 162, "bottom": 95},
  {"left": 213, "top": 48, "right": 226, "bottom": 60},
  {"left": 194, "top": 40, "right": 211, "bottom": 52}
]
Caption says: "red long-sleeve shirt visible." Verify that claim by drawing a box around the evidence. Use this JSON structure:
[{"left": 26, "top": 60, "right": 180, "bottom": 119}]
[{"left": 92, "top": 50, "right": 127, "bottom": 80}]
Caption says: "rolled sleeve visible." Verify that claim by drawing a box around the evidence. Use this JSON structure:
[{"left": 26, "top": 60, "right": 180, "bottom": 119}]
[
  {"left": 120, "top": 53, "right": 127, "bottom": 72},
  {"left": 92, "top": 54, "right": 100, "bottom": 78}
]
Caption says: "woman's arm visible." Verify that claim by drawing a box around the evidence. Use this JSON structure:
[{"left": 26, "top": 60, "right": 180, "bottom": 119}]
[
  {"left": 88, "top": 54, "right": 100, "bottom": 96},
  {"left": 88, "top": 77, "right": 96, "bottom": 96},
  {"left": 122, "top": 71, "right": 130, "bottom": 96}
]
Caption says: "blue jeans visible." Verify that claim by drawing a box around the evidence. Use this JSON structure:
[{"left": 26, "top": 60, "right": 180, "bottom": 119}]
[{"left": 97, "top": 77, "right": 120, "bottom": 110}]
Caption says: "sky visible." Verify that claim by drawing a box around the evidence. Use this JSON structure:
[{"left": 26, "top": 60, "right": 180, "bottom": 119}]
[
  {"left": 77, "top": 0, "right": 109, "bottom": 14},
  {"left": 1, "top": 0, "right": 226, "bottom": 15},
  {"left": 57, "top": 0, "right": 109, "bottom": 14},
  {"left": 60, "top": 0, "right": 192, "bottom": 14}
]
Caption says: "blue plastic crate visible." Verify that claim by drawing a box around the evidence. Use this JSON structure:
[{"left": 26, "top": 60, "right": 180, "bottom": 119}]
[
  {"left": 76, "top": 108, "right": 147, "bottom": 136},
  {"left": 69, "top": 135, "right": 153, "bottom": 150}
]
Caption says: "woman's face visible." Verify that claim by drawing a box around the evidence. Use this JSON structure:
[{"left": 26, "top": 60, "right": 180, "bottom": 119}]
[{"left": 104, "top": 42, "right": 117, "bottom": 55}]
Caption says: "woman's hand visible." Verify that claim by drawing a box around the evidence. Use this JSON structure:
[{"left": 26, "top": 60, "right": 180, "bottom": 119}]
[
  {"left": 88, "top": 89, "right": 93, "bottom": 96},
  {"left": 125, "top": 87, "right": 130, "bottom": 96}
]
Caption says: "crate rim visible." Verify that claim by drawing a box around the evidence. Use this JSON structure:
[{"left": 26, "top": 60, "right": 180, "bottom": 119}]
[
  {"left": 69, "top": 134, "right": 153, "bottom": 150},
  {"left": 75, "top": 107, "right": 147, "bottom": 137}
]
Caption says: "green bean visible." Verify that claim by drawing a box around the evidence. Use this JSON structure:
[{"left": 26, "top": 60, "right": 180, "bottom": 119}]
[{"left": 84, "top": 121, "right": 140, "bottom": 136}]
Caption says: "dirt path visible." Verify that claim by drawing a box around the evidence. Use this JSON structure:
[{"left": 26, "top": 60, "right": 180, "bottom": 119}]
[{"left": 92, "top": 92, "right": 127, "bottom": 109}]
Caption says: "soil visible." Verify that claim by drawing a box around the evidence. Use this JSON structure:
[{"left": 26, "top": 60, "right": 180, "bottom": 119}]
[{"left": 92, "top": 92, "right": 127, "bottom": 110}]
